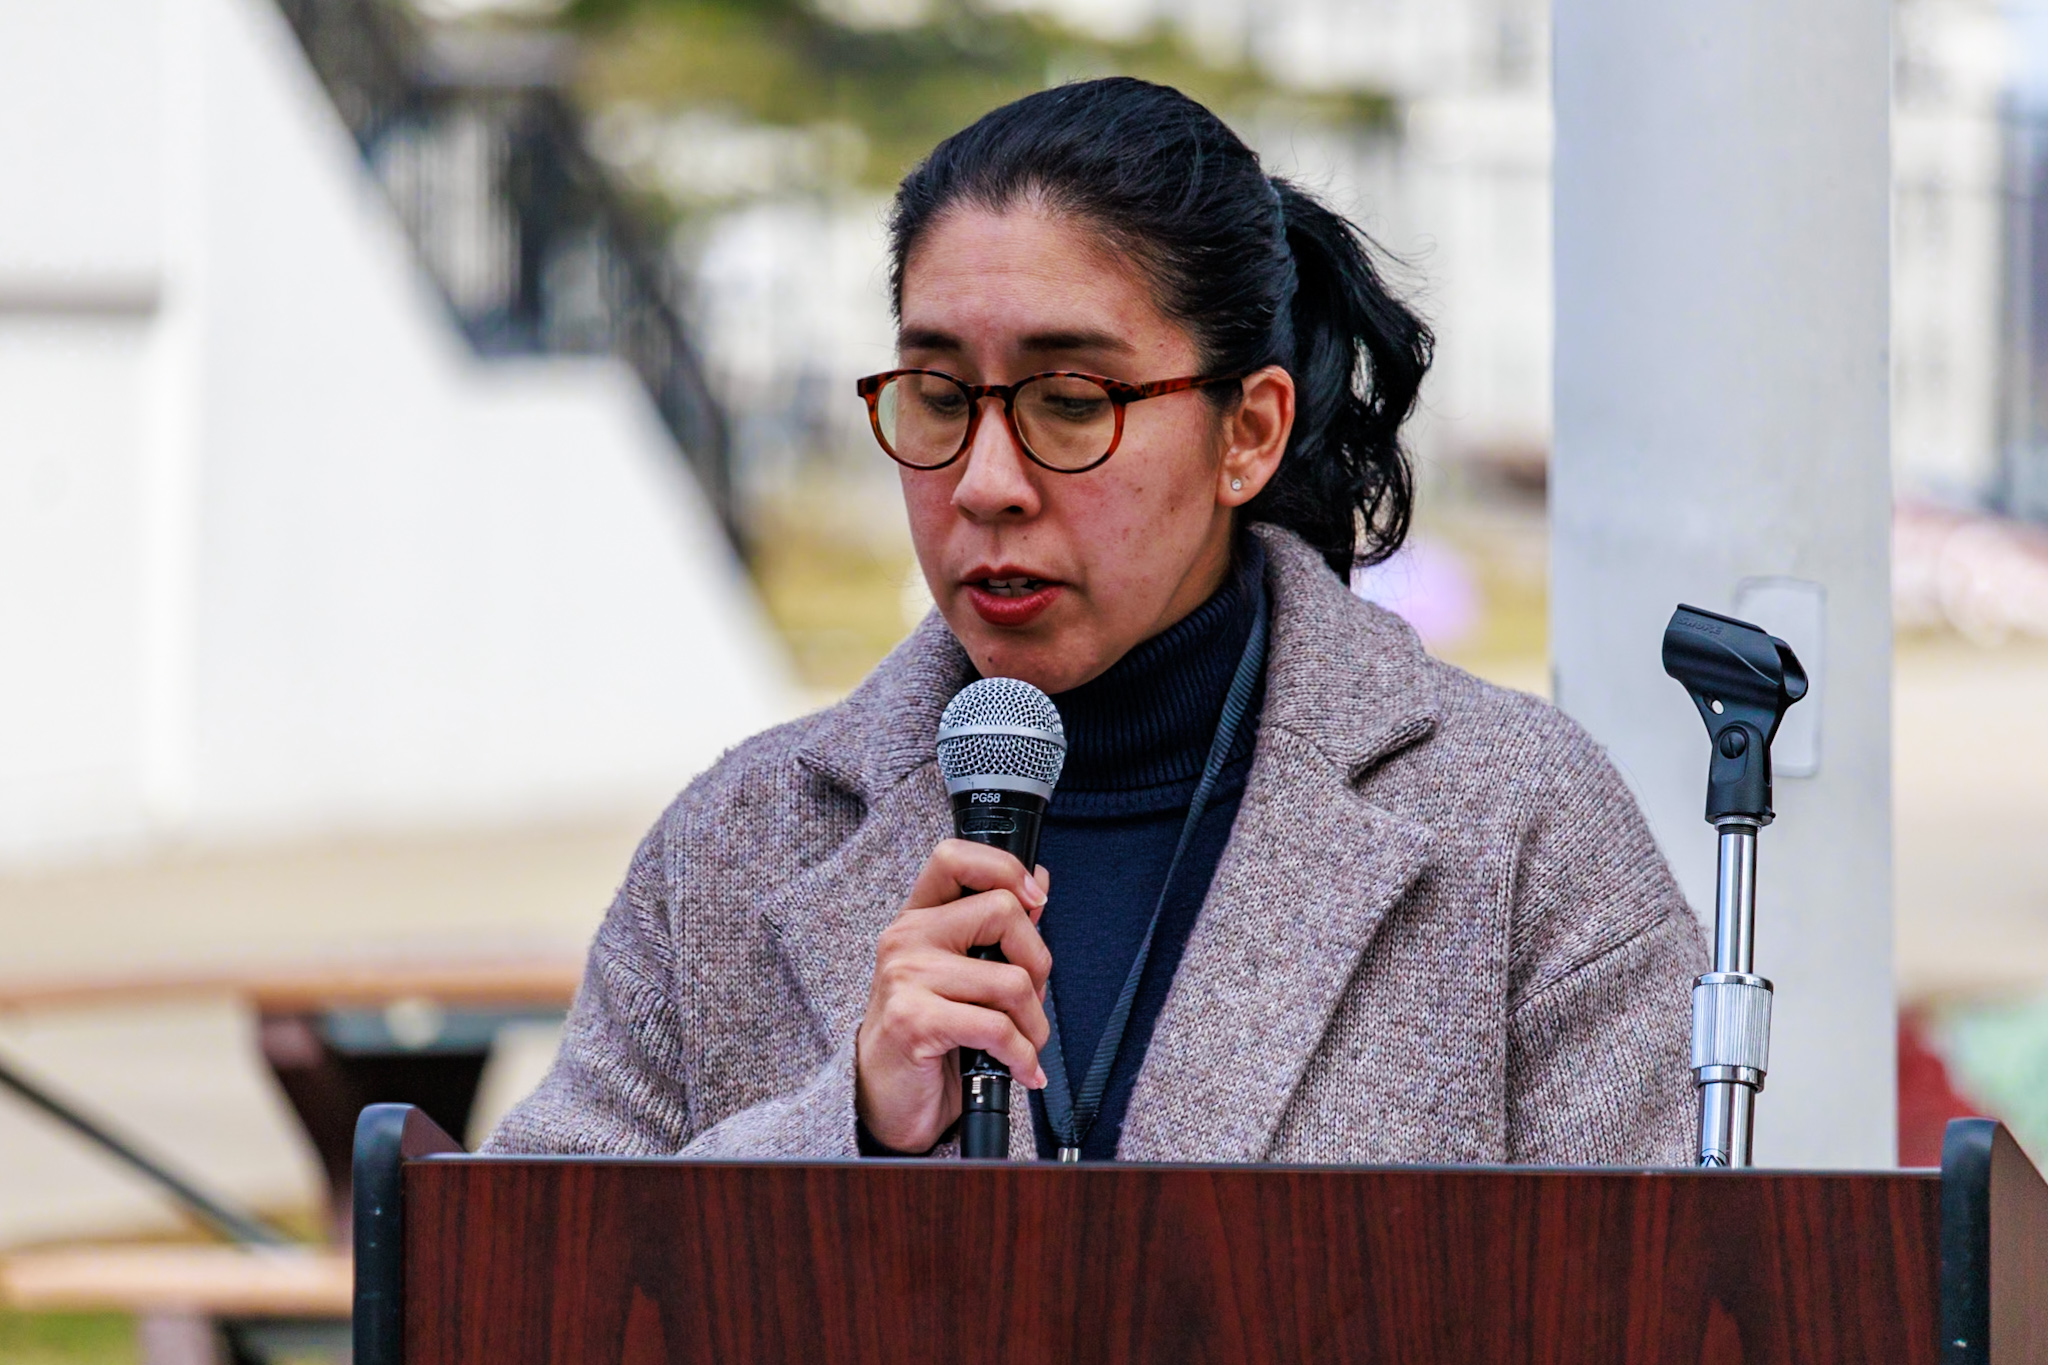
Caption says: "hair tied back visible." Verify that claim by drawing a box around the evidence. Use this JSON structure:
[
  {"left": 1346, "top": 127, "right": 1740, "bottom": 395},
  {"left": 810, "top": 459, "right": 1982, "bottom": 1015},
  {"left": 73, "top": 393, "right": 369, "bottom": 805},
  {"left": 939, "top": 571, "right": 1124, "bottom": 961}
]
[{"left": 1265, "top": 176, "right": 1299, "bottom": 369}]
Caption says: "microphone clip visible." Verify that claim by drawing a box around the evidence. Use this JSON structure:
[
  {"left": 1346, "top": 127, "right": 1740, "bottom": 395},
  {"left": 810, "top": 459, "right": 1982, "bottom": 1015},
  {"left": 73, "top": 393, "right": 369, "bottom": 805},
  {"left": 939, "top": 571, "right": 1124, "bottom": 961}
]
[{"left": 1661, "top": 604, "right": 1808, "bottom": 825}]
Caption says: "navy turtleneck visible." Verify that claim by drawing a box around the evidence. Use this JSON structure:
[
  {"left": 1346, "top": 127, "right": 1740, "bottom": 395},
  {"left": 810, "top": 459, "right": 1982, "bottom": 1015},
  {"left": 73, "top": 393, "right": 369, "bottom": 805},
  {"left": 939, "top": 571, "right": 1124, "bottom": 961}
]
[{"left": 1028, "top": 537, "right": 1267, "bottom": 1159}]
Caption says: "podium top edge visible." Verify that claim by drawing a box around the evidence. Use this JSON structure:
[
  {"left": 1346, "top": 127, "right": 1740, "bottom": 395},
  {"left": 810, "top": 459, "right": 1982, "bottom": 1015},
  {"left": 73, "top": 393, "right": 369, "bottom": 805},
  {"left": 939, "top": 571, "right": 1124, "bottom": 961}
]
[{"left": 402, "top": 1153, "right": 1942, "bottom": 1181}]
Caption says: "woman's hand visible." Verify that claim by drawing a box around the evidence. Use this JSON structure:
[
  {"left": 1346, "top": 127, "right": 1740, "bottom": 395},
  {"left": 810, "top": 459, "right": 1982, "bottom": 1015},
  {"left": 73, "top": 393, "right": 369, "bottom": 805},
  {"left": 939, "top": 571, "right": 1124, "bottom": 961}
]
[{"left": 855, "top": 839, "right": 1053, "bottom": 1154}]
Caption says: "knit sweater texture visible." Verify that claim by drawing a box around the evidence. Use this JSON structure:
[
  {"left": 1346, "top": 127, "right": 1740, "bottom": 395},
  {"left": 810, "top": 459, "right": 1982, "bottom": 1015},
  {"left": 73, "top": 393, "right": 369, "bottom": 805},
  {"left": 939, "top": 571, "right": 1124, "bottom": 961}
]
[{"left": 486, "top": 524, "right": 1708, "bottom": 1165}]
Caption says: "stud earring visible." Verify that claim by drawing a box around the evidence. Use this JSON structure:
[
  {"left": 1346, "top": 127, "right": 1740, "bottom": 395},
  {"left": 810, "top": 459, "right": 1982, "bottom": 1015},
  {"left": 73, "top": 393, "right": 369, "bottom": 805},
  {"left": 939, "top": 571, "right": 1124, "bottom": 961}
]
[{"left": 1231, "top": 477, "right": 1244, "bottom": 491}]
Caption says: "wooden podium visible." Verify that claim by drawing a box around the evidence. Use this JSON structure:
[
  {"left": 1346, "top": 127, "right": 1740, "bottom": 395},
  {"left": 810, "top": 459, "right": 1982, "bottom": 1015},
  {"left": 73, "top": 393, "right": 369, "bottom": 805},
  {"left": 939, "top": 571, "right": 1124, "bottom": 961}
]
[{"left": 353, "top": 1105, "right": 2047, "bottom": 1364}]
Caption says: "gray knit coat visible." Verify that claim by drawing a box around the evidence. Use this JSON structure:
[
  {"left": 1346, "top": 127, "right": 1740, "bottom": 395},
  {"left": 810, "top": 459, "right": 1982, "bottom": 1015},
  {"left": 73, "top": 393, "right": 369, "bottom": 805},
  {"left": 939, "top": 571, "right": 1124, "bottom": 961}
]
[{"left": 487, "top": 524, "right": 1707, "bottom": 1165}]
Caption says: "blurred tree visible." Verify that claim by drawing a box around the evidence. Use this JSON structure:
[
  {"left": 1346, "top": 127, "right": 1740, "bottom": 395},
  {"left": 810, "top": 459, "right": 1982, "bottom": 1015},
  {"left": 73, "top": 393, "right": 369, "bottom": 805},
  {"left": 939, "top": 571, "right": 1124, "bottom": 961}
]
[{"left": 553, "top": 0, "right": 1390, "bottom": 194}]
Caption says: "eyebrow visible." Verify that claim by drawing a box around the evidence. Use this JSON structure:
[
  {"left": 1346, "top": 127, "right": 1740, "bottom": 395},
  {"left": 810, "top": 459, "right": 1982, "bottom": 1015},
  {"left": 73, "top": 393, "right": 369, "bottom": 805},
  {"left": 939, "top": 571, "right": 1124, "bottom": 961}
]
[{"left": 895, "top": 326, "right": 1138, "bottom": 358}]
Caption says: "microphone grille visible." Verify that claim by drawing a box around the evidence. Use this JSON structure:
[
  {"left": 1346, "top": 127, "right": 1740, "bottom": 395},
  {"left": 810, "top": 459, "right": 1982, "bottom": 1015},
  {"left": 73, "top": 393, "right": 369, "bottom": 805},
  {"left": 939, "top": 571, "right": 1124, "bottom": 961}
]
[{"left": 937, "top": 677, "right": 1067, "bottom": 795}]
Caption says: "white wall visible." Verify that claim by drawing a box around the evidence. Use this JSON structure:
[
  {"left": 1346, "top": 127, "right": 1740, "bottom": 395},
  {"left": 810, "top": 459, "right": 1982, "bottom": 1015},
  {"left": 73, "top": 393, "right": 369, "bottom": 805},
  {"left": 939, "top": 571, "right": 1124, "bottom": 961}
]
[
  {"left": 0, "top": 1, "right": 165, "bottom": 860},
  {"left": 0, "top": 0, "right": 795, "bottom": 869},
  {"left": 0, "top": 318, "right": 159, "bottom": 857},
  {"left": 0, "top": 1, "right": 165, "bottom": 293}
]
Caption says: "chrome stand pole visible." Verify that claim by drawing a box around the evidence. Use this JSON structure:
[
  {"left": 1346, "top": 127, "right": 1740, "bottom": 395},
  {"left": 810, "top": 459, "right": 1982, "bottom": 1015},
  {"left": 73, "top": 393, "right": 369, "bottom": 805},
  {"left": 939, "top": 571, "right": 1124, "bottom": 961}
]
[{"left": 1693, "top": 818, "right": 1773, "bottom": 1167}]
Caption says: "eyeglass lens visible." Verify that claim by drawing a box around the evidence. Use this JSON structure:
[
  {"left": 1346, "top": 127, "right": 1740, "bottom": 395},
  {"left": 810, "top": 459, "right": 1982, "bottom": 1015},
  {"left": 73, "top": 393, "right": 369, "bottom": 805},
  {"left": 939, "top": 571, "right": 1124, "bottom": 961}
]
[{"left": 875, "top": 374, "right": 1117, "bottom": 470}]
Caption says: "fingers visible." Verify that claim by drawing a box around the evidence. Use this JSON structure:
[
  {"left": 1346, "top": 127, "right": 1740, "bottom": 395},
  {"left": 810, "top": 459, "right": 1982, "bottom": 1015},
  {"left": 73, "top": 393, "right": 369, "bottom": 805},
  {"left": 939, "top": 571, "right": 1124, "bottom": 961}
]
[
  {"left": 861, "top": 838, "right": 1059, "bottom": 1120},
  {"left": 865, "top": 986, "right": 1048, "bottom": 1093},
  {"left": 871, "top": 933, "right": 1051, "bottom": 1048},
  {"left": 948, "top": 953, "right": 1051, "bottom": 1052},
  {"left": 925, "top": 889, "right": 1053, "bottom": 991},
  {"left": 924, "top": 999, "right": 1047, "bottom": 1087},
  {"left": 889, "top": 840, "right": 1053, "bottom": 989},
  {"left": 905, "top": 839, "right": 1049, "bottom": 920}
]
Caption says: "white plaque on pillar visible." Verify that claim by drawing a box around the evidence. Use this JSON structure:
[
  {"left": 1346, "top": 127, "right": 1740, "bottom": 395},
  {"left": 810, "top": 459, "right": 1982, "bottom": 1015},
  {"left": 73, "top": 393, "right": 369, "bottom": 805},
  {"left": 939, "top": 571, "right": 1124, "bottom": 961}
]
[{"left": 1732, "top": 577, "right": 1826, "bottom": 778}]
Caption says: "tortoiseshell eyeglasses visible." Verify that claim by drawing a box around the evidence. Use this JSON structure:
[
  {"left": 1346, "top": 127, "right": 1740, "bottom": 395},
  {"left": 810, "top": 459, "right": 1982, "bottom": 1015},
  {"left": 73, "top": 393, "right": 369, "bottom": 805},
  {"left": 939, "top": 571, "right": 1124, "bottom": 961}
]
[{"left": 854, "top": 369, "right": 1246, "bottom": 474}]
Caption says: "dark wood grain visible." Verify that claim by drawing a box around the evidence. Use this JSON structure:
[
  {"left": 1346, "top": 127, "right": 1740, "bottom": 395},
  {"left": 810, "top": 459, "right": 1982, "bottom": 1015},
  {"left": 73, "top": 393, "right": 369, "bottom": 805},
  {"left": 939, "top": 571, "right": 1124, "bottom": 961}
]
[
  {"left": 1988, "top": 1123, "right": 2048, "bottom": 1363},
  {"left": 403, "top": 1161, "right": 1942, "bottom": 1365}
]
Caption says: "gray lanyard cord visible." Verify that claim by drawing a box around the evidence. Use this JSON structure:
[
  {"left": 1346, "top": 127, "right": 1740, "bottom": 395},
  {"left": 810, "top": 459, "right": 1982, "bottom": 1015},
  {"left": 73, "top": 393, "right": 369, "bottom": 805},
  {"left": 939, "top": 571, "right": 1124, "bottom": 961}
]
[{"left": 1036, "top": 585, "right": 1268, "bottom": 1161}]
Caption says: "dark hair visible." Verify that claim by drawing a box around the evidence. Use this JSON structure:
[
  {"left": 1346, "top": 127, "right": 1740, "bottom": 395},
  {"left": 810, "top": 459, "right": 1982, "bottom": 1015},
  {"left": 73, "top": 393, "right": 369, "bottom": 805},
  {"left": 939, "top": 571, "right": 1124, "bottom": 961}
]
[{"left": 886, "top": 77, "right": 1433, "bottom": 575}]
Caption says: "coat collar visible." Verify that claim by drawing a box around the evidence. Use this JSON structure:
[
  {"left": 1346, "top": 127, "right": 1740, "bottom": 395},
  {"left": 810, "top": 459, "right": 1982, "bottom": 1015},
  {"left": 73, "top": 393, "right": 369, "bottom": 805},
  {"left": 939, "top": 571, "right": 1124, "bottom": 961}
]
[
  {"left": 789, "top": 610, "right": 977, "bottom": 803},
  {"left": 1248, "top": 523, "right": 1445, "bottom": 779},
  {"left": 790, "top": 524, "right": 1444, "bottom": 802},
  {"left": 768, "top": 525, "right": 1447, "bottom": 1156}
]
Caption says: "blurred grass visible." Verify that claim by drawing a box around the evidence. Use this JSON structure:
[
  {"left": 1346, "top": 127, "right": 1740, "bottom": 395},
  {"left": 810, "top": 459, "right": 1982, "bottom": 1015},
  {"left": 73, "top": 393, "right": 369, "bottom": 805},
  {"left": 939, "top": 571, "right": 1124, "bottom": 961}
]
[
  {"left": 1937, "top": 994, "right": 2048, "bottom": 1171},
  {"left": 0, "top": 1210, "right": 327, "bottom": 1365},
  {"left": 0, "top": 1312, "right": 135, "bottom": 1365},
  {"left": 1426, "top": 507, "right": 1551, "bottom": 694},
  {"left": 751, "top": 510, "right": 918, "bottom": 696}
]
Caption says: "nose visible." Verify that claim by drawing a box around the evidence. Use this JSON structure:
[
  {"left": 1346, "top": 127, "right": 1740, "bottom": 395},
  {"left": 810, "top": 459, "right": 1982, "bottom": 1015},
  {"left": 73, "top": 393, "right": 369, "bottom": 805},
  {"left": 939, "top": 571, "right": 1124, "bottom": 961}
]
[{"left": 951, "top": 396, "right": 1043, "bottom": 523}]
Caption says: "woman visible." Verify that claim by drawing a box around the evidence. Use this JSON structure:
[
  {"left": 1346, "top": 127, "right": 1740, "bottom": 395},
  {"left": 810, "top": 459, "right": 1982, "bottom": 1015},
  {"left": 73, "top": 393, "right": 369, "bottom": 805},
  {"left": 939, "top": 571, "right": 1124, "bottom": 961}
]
[{"left": 489, "top": 78, "right": 1703, "bottom": 1165}]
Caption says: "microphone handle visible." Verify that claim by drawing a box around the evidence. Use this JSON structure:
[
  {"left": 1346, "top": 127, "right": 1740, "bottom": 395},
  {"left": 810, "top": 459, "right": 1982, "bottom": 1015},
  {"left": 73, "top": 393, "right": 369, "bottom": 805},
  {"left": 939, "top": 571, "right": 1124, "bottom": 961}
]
[
  {"left": 950, "top": 789, "right": 1047, "bottom": 1161},
  {"left": 959, "top": 943, "right": 1011, "bottom": 1160}
]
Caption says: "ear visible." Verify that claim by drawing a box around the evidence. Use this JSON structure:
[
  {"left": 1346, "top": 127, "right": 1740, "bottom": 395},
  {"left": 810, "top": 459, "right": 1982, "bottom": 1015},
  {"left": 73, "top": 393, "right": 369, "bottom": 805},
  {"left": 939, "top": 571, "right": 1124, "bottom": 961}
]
[{"left": 1216, "top": 366, "right": 1294, "bottom": 508}]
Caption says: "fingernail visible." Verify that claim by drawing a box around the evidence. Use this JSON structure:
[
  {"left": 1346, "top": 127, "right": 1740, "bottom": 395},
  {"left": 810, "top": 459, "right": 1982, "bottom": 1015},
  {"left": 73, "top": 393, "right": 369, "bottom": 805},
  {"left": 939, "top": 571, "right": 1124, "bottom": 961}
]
[
  {"left": 1024, "top": 879, "right": 1047, "bottom": 907},
  {"left": 1033, "top": 1066, "right": 1049, "bottom": 1089}
]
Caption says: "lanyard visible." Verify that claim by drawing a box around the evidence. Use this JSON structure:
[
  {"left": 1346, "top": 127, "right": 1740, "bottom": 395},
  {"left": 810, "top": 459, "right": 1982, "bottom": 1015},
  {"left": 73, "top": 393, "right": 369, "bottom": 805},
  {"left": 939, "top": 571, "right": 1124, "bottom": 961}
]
[{"left": 1036, "top": 584, "right": 1268, "bottom": 1161}]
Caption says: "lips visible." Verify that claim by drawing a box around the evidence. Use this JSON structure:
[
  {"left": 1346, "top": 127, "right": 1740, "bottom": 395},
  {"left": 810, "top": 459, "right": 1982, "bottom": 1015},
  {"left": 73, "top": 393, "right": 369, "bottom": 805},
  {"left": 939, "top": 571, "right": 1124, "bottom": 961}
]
[{"left": 963, "top": 572, "right": 1064, "bottom": 627}]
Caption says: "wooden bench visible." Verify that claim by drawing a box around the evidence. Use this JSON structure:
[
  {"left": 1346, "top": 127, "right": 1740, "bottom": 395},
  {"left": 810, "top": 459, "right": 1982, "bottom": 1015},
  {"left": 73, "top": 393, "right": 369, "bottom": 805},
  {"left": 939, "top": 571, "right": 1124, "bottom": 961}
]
[
  {"left": 0, "top": 959, "right": 580, "bottom": 1363},
  {"left": 1, "top": 959, "right": 578, "bottom": 1233},
  {"left": 1, "top": 1244, "right": 351, "bottom": 1365}
]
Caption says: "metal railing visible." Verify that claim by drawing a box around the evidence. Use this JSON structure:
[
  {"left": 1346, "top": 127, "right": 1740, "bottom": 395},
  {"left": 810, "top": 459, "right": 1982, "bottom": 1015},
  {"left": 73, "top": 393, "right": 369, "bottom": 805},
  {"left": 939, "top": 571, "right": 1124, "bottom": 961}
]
[{"left": 273, "top": 0, "right": 737, "bottom": 547}]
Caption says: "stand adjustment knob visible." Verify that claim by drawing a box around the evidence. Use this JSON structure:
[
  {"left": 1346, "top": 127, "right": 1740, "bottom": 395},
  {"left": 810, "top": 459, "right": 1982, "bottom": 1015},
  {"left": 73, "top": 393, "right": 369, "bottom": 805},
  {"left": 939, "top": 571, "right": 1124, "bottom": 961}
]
[{"left": 1691, "top": 971, "right": 1774, "bottom": 1089}]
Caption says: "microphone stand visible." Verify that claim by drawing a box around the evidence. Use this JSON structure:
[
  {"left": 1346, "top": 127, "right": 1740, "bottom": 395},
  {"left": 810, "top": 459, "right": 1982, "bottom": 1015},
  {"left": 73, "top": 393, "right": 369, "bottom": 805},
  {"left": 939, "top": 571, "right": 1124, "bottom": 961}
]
[{"left": 1662, "top": 605, "right": 1807, "bottom": 1168}]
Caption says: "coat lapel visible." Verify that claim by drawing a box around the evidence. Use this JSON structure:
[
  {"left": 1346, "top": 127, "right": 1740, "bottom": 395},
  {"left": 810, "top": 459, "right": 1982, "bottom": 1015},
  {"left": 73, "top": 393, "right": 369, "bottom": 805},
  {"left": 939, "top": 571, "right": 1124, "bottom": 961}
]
[
  {"left": 759, "top": 771, "right": 952, "bottom": 1046},
  {"left": 759, "top": 614, "right": 973, "bottom": 1046},
  {"left": 1114, "top": 731, "right": 1434, "bottom": 1161},
  {"left": 1117, "top": 526, "right": 1447, "bottom": 1162}
]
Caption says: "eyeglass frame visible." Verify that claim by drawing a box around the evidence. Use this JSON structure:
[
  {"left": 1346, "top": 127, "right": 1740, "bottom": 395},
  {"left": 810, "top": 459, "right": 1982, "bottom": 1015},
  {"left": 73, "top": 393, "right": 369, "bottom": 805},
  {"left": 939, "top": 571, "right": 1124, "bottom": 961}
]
[{"left": 854, "top": 367, "right": 1248, "bottom": 474}]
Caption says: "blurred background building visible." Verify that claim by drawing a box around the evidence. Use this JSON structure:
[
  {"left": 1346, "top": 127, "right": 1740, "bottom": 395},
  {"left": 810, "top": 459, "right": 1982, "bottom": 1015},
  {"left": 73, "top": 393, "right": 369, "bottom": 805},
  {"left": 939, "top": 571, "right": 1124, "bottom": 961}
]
[{"left": 3, "top": 0, "right": 2048, "bottom": 1357}]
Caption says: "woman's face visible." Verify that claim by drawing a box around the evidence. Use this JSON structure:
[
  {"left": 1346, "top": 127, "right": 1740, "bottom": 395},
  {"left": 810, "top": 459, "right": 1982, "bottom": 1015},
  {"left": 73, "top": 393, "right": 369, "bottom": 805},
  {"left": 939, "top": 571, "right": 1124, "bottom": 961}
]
[{"left": 895, "top": 202, "right": 1292, "bottom": 693}]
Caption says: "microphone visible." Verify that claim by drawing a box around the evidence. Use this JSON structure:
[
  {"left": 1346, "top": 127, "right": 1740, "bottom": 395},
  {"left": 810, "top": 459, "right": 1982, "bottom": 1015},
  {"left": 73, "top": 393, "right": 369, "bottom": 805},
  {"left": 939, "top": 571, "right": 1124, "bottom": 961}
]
[{"left": 936, "top": 677, "right": 1067, "bottom": 1160}]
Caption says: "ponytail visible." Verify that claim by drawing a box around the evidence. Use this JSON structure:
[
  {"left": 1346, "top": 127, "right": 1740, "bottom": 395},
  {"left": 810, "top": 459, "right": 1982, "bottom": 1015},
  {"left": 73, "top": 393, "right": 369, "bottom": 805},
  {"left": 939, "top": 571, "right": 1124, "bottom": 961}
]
[
  {"left": 889, "top": 78, "right": 1433, "bottom": 576},
  {"left": 1248, "top": 182, "right": 1432, "bottom": 573}
]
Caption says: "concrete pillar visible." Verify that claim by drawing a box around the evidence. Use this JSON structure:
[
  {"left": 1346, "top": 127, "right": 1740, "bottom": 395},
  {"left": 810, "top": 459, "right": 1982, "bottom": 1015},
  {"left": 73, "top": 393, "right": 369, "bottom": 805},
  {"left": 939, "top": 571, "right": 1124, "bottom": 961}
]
[{"left": 1551, "top": 0, "right": 1895, "bottom": 1165}]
